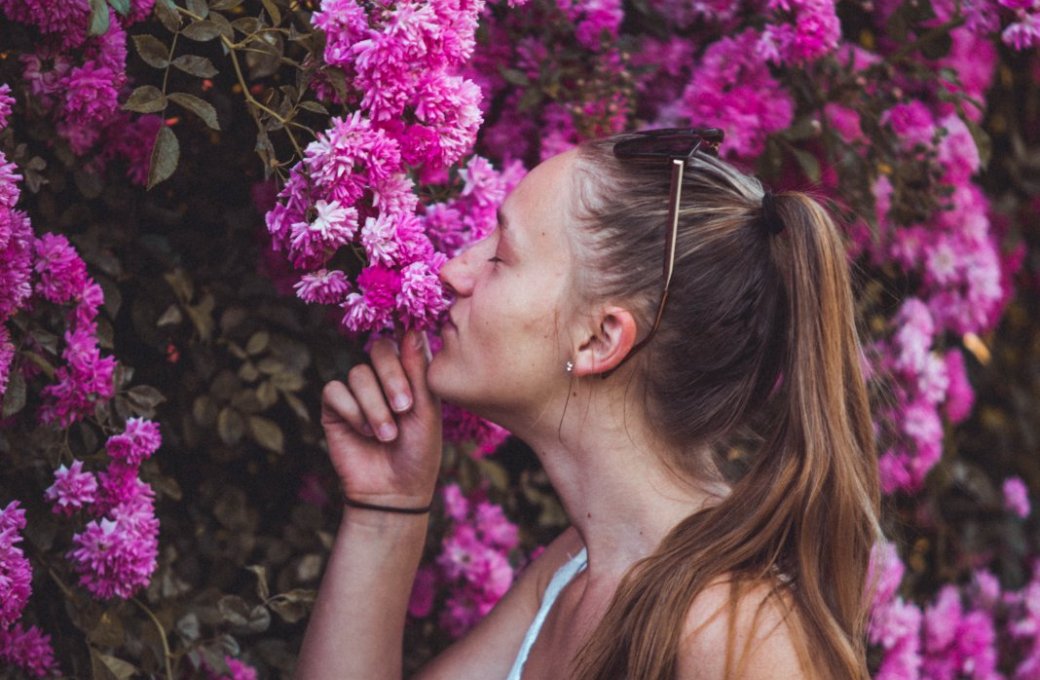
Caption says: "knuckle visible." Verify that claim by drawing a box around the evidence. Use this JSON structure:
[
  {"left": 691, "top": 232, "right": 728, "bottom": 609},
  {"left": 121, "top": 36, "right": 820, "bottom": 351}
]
[{"left": 347, "top": 363, "right": 372, "bottom": 386}]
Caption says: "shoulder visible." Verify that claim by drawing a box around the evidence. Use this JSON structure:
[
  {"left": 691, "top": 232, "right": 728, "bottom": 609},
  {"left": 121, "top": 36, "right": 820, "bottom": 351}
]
[{"left": 675, "top": 575, "right": 811, "bottom": 680}]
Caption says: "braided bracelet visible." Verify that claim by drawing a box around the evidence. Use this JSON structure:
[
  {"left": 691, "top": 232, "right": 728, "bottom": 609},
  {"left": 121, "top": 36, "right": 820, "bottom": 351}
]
[{"left": 343, "top": 496, "right": 433, "bottom": 515}]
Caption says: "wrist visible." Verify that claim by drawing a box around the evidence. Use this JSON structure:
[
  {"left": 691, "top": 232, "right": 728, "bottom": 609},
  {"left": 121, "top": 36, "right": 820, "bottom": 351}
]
[{"left": 343, "top": 495, "right": 433, "bottom": 515}]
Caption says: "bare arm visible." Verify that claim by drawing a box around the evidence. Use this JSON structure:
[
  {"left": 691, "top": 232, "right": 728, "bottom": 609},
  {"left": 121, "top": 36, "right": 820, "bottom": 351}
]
[{"left": 296, "top": 331, "right": 441, "bottom": 680}]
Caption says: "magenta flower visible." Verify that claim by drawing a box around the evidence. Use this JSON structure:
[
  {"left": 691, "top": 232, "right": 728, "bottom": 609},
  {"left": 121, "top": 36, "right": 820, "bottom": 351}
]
[
  {"left": 33, "top": 233, "right": 88, "bottom": 305},
  {"left": 0, "top": 501, "right": 31, "bottom": 628},
  {"left": 69, "top": 493, "right": 159, "bottom": 599},
  {"left": 105, "top": 418, "right": 162, "bottom": 466},
  {"left": 0, "top": 623, "right": 60, "bottom": 678},
  {"left": 1004, "top": 477, "right": 1031, "bottom": 519},
  {"left": 44, "top": 460, "right": 98, "bottom": 516}
]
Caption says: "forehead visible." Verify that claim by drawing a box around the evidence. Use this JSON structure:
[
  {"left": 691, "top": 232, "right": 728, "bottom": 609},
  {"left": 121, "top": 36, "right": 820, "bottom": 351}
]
[{"left": 499, "top": 150, "right": 579, "bottom": 254}]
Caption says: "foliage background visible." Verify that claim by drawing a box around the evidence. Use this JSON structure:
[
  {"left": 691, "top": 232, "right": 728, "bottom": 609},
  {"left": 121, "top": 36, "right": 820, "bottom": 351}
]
[{"left": 0, "top": 0, "right": 1039, "bottom": 677}]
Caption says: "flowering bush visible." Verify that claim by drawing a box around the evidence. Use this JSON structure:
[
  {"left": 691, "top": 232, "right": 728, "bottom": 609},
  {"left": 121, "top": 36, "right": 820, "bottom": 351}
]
[{"left": 0, "top": 0, "right": 1039, "bottom": 677}]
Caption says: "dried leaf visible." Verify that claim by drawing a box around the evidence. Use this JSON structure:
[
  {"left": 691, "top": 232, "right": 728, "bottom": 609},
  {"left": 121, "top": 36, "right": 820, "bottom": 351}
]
[
  {"left": 172, "top": 55, "right": 219, "bottom": 78},
  {"left": 193, "top": 395, "right": 219, "bottom": 426},
  {"left": 256, "top": 380, "right": 278, "bottom": 409},
  {"left": 284, "top": 392, "right": 310, "bottom": 423},
  {"left": 147, "top": 125, "right": 179, "bottom": 190},
  {"left": 271, "top": 371, "right": 304, "bottom": 392},
  {"left": 133, "top": 35, "right": 171, "bottom": 69},
  {"left": 248, "top": 416, "right": 284, "bottom": 454},
  {"left": 168, "top": 92, "right": 220, "bottom": 130}
]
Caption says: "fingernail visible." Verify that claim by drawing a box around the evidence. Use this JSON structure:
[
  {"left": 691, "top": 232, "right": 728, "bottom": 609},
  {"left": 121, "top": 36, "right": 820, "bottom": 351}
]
[
  {"left": 393, "top": 394, "right": 412, "bottom": 412},
  {"left": 378, "top": 423, "right": 397, "bottom": 441}
]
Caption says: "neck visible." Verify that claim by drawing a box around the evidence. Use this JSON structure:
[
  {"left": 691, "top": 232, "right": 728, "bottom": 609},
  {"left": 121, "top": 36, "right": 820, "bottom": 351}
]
[{"left": 506, "top": 382, "right": 727, "bottom": 581}]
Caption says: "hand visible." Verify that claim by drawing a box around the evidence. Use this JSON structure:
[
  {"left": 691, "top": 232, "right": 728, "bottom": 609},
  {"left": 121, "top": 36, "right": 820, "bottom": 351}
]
[{"left": 320, "top": 330, "right": 442, "bottom": 508}]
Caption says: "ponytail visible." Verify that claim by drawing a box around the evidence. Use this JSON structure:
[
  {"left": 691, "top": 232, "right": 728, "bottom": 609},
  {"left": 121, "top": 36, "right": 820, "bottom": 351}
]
[{"left": 571, "top": 171, "right": 880, "bottom": 679}]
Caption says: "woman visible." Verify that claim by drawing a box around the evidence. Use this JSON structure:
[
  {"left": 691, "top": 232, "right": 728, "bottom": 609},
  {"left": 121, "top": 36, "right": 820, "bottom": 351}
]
[{"left": 297, "top": 129, "right": 881, "bottom": 679}]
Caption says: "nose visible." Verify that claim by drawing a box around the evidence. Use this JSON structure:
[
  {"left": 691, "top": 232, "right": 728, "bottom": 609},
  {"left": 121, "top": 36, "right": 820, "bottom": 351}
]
[{"left": 439, "top": 247, "right": 476, "bottom": 298}]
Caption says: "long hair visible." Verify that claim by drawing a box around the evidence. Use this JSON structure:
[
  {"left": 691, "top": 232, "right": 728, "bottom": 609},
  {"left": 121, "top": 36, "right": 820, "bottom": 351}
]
[{"left": 569, "top": 135, "right": 881, "bottom": 679}]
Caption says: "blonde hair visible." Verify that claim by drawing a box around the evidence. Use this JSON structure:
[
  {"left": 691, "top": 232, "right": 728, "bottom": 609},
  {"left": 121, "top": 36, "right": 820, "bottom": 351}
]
[{"left": 570, "top": 135, "right": 881, "bottom": 679}]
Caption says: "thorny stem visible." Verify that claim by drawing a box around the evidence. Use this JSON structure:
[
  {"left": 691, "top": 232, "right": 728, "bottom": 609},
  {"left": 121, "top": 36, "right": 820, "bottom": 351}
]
[{"left": 133, "top": 597, "right": 176, "bottom": 680}]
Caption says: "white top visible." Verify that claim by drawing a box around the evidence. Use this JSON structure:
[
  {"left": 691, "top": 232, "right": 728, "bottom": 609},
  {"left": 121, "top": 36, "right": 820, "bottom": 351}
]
[{"left": 505, "top": 547, "right": 589, "bottom": 680}]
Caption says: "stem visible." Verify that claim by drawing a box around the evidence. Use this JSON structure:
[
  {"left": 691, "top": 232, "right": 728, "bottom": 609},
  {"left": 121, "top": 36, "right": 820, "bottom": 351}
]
[
  {"left": 132, "top": 597, "right": 175, "bottom": 680},
  {"left": 224, "top": 40, "right": 305, "bottom": 160},
  {"left": 161, "top": 32, "right": 180, "bottom": 97}
]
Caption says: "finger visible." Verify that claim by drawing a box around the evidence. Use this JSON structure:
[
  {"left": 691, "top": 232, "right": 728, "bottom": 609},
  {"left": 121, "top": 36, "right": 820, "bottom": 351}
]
[
  {"left": 347, "top": 363, "right": 398, "bottom": 442},
  {"left": 400, "top": 329, "right": 434, "bottom": 408},
  {"left": 370, "top": 338, "right": 413, "bottom": 413},
  {"left": 321, "top": 380, "right": 374, "bottom": 437}
]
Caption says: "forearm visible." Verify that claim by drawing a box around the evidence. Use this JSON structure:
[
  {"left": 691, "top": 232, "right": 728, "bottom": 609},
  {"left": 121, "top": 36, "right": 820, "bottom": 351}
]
[{"left": 296, "top": 508, "right": 429, "bottom": 680}]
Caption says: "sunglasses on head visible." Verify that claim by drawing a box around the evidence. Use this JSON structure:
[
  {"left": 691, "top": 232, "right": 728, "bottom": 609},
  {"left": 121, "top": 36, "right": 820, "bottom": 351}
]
[{"left": 606, "top": 127, "right": 725, "bottom": 371}]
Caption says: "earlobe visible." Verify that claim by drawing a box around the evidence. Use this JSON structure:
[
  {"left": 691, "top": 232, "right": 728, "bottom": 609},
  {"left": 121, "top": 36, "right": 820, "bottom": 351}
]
[{"left": 572, "top": 306, "right": 638, "bottom": 376}]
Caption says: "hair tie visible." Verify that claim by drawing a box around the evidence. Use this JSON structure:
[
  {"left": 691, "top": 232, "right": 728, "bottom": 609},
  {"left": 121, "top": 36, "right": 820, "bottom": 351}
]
[{"left": 761, "top": 190, "right": 784, "bottom": 236}]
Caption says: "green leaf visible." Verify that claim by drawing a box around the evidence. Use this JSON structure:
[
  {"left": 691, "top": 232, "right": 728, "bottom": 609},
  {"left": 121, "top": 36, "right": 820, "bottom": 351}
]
[
  {"left": 147, "top": 125, "right": 180, "bottom": 190},
  {"left": 88, "top": 0, "right": 110, "bottom": 37},
  {"left": 106, "top": 0, "right": 130, "bottom": 16},
  {"left": 123, "top": 85, "right": 167, "bottom": 114},
  {"left": 133, "top": 35, "right": 171, "bottom": 69},
  {"left": 217, "top": 407, "right": 245, "bottom": 445},
  {"left": 90, "top": 651, "right": 138, "bottom": 680},
  {"left": 298, "top": 100, "right": 329, "bottom": 116},
  {"left": 171, "top": 54, "right": 219, "bottom": 78},
  {"left": 246, "top": 331, "right": 270, "bottom": 355},
  {"left": 499, "top": 67, "right": 529, "bottom": 87},
  {"left": 247, "top": 565, "right": 270, "bottom": 601},
  {"left": 167, "top": 92, "right": 220, "bottom": 130},
  {"left": 211, "top": 0, "right": 244, "bottom": 9},
  {"left": 186, "top": 0, "right": 209, "bottom": 19},
  {"left": 155, "top": 0, "right": 181, "bottom": 31},
  {"left": 127, "top": 384, "right": 167, "bottom": 413},
  {"left": 1, "top": 371, "right": 26, "bottom": 418},
  {"left": 182, "top": 20, "right": 222, "bottom": 41},
  {"left": 790, "top": 147, "right": 821, "bottom": 184},
  {"left": 261, "top": 0, "right": 282, "bottom": 25},
  {"left": 248, "top": 415, "right": 284, "bottom": 454}
]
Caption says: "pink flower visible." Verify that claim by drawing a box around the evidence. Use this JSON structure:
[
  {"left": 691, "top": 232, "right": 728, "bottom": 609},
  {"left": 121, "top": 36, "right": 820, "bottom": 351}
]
[
  {"left": 442, "top": 484, "right": 470, "bottom": 522},
  {"left": 408, "top": 564, "right": 438, "bottom": 618},
  {"left": 0, "top": 83, "right": 13, "bottom": 130},
  {"left": 105, "top": 418, "right": 161, "bottom": 466},
  {"left": 1004, "top": 477, "right": 1031, "bottom": 519},
  {"left": 944, "top": 350, "right": 975, "bottom": 423},
  {"left": 69, "top": 492, "right": 159, "bottom": 599},
  {"left": 881, "top": 101, "right": 936, "bottom": 151},
  {"left": 58, "top": 63, "right": 122, "bottom": 154},
  {"left": 295, "top": 269, "right": 352, "bottom": 305},
  {"left": 33, "top": 233, "right": 88, "bottom": 304},
  {"left": 474, "top": 501, "right": 519, "bottom": 551},
  {"left": 222, "top": 657, "right": 258, "bottom": 680},
  {"left": 44, "top": 460, "right": 98, "bottom": 516},
  {"left": 0, "top": 501, "right": 31, "bottom": 628},
  {"left": 0, "top": 623, "right": 60, "bottom": 678},
  {"left": 679, "top": 29, "right": 795, "bottom": 159}
]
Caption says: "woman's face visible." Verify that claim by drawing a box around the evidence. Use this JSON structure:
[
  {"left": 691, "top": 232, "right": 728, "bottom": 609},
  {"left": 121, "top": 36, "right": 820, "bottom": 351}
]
[{"left": 428, "top": 151, "right": 580, "bottom": 422}]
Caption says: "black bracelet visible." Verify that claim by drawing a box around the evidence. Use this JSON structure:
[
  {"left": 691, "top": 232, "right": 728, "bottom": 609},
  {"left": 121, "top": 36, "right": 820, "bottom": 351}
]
[{"left": 343, "top": 496, "right": 433, "bottom": 515}]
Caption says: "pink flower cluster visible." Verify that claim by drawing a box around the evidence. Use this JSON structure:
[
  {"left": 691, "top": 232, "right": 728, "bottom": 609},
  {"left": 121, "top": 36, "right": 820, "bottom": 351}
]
[
  {"left": 60, "top": 420, "right": 162, "bottom": 600},
  {"left": 408, "top": 484, "right": 520, "bottom": 637},
  {"left": 674, "top": 29, "right": 795, "bottom": 159},
  {"left": 867, "top": 103, "right": 1009, "bottom": 494},
  {"left": 757, "top": 0, "right": 842, "bottom": 65},
  {"left": 0, "top": 84, "right": 115, "bottom": 424},
  {"left": 0, "top": 502, "right": 32, "bottom": 629},
  {"left": 269, "top": 0, "right": 501, "bottom": 336},
  {"left": 4, "top": 0, "right": 158, "bottom": 180},
  {"left": 0, "top": 623, "right": 59, "bottom": 678}
]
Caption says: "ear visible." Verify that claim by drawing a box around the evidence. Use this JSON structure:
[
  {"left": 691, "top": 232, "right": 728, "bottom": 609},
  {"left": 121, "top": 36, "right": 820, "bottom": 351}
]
[{"left": 572, "top": 305, "right": 639, "bottom": 377}]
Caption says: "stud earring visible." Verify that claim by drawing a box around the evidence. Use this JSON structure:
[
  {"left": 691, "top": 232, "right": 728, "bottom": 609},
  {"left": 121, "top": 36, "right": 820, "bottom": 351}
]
[{"left": 565, "top": 360, "right": 574, "bottom": 373}]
